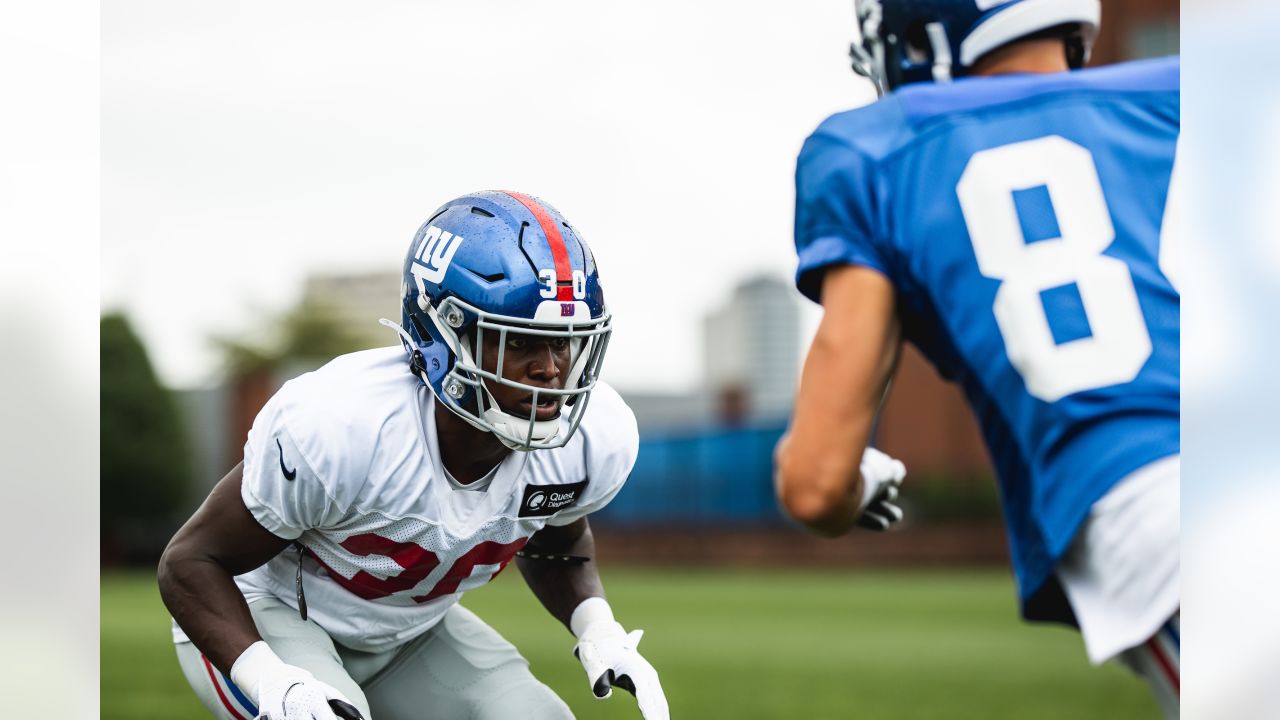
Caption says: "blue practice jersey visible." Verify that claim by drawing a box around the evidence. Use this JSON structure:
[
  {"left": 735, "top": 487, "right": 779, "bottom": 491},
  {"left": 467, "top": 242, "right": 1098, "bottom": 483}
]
[{"left": 794, "top": 57, "right": 1180, "bottom": 621}]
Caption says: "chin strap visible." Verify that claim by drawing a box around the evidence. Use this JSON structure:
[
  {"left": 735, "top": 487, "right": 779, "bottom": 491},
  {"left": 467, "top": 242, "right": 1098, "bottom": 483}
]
[
  {"left": 483, "top": 405, "right": 561, "bottom": 449},
  {"left": 294, "top": 542, "right": 308, "bottom": 621},
  {"left": 380, "top": 318, "right": 428, "bottom": 379},
  {"left": 925, "top": 22, "right": 953, "bottom": 83},
  {"left": 517, "top": 542, "right": 590, "bottom": 564}
]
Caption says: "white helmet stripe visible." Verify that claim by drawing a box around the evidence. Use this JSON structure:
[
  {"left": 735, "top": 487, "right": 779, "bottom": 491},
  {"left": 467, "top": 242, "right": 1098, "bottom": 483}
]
[{"left": 960, "top": 0, "right": 1100, "bottom": 66}]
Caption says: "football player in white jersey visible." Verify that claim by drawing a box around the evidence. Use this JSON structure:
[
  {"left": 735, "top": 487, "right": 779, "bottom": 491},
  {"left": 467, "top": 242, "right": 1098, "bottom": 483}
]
[{"left": 158, "top": 191, "right": 669, "bottom": 720}]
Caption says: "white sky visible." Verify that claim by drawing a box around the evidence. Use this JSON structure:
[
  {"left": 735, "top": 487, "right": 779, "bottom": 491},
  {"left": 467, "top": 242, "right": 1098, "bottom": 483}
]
[{"left": 101, "top": 0, "right": 875, "bottom": 391}]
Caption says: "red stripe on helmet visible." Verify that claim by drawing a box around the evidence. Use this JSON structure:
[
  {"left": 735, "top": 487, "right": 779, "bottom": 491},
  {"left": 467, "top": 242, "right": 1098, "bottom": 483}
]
[{"left": 503, "top": 191, "right": 575, "bottom": 301}]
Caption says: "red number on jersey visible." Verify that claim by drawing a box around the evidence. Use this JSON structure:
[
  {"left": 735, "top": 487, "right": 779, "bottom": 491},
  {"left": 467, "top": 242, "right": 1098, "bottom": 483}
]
[
  {"left": 414, "top": 538, "right": 528, "bottom": 603},
  {"left": 315, "top": 534, "right": 529, "bottom": 603},
  {"left": 331, "top": 533, "right": 442, "bottom": 600}
]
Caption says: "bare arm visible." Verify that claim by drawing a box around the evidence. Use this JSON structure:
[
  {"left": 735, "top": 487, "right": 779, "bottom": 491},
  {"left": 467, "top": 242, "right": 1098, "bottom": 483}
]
[
  {"left": 157, "top": 462, "right": 292, "bottom": 674},
  {"left": 516, "top": 517, "right": 606, "bottom": 631},
  {"left": 776, "top": 265, "right": 902, "bottom": 537}
]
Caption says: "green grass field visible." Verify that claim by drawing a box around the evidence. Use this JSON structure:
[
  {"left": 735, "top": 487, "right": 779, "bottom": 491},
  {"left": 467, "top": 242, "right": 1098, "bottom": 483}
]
[{"left": 103, "top": 567, "right": 1156, "bottom": 719}]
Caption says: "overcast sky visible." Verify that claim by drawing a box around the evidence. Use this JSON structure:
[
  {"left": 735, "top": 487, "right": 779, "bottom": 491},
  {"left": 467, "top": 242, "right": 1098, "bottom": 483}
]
[{"left": 101, "top": 0, "right": 875, "bottom": 391}]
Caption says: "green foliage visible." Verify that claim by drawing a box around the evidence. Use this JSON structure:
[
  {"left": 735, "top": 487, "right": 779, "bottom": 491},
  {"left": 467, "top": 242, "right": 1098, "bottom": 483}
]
[
  {"left": 103, "top": 567, "right": 1155, "bottom": 719},
  {"left": 100, "top": 314, "right": 192, "bottom": 528},
  {"left": 215, "top": 295, "right": 371, "bottom": 376},
  {"left": 904, "top": 473, "right": 1004, "bottom": 521}
]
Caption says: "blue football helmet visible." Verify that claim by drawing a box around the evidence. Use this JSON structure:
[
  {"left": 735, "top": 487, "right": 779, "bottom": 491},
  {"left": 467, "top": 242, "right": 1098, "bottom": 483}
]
[
  {"left": 850, "top": 0, "right": 1100, "bottom": 94},
  {"left": 388, "top": 190, "right": 612, "bottom": 451}
]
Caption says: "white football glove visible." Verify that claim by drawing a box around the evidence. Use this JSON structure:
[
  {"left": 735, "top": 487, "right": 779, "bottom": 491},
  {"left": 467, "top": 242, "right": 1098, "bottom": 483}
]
[
  {"left": 856, "top": 447, "right": 907, "bottom": 532},
  {"left": 571, "top": 598, "right": 669, "bottom": 720},
  {"left": 230, "top": 641, "right": 361, "bottom": 720}
]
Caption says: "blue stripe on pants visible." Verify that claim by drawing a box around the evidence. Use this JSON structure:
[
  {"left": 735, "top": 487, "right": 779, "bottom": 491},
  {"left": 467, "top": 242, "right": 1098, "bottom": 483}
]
[{"left": 221, "top": 670, "right": 259, "bottom": 716}]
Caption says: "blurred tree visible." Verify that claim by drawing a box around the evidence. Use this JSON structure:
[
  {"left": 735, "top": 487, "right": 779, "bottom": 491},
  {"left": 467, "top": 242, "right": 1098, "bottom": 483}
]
[
  {"left": 216, "top": 295, "right": 371, "bottom": 376},
  {"left": 101, "top": 313, "right": 192, "bottom": 561},
  {"left": 213, "top": 295, "right": 378, "bottom": 477}
]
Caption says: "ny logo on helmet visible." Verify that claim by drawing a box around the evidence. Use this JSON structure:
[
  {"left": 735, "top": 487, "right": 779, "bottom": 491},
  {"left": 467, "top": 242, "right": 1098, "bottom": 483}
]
[{"left": 410, "top": 225, "right": 465, "bottom": 293}]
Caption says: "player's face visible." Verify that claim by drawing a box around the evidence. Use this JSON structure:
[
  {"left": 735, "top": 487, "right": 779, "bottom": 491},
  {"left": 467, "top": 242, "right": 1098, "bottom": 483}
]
[{"left": 480, "top": 331, "right": 573, "bottom": 421}]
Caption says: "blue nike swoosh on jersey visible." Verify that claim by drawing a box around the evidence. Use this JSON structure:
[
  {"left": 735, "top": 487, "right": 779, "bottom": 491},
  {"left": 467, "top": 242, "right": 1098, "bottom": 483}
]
[{"left": 276, "top": 437, "right": 297, "bottom": 481}]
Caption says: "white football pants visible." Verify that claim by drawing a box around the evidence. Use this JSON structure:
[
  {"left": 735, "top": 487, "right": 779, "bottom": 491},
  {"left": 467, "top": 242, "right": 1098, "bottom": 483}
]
[
  {"left": 1118, "top": 613, "right": 1180, "bottom": 719},
  {"left": 174, "top": 597, "right": 573, "bottom": 720},
  {"left": 1057, "top": 455, "right": 1180, "bottom": 718}
]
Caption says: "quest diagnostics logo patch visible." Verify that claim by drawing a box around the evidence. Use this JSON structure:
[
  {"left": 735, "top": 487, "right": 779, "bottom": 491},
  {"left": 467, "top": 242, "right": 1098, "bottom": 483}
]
[{"left": 518, "top": 480, "right": 589, "bottom": 518}]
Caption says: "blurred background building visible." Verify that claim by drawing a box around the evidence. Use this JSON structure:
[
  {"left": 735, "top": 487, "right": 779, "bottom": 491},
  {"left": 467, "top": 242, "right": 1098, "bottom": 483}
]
[
  {"left": 300, "top": 271, "right": 402, "bottom": 348},
  {"left": 701, "top": 275, "right": 800, "bottom": 425},
  {"left": 1092, "top": 0, "right": 1180, "bottom": 64}
]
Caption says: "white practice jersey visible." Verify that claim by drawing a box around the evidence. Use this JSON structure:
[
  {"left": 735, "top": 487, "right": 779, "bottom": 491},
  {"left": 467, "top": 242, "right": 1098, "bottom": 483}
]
[{"left": 173, "top": 346, "right": 638, "bottom": 653}]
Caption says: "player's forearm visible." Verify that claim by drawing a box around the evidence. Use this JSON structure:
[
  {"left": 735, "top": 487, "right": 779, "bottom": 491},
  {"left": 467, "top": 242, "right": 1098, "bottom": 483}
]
[
  {"left": 517, "top": 520, "right": 606, "bottom": 631},
  {"left": 778, "top": 267, "right": 899, "bottom": 536},
  {"left": 157, "top": 543, "right": 263, "bottom": 674},
  {"left": 776, "top": 442, "right": 864, "bottom": 536},
  {"left": 776, "top": 334, "right": 877, "bottom": 536}
]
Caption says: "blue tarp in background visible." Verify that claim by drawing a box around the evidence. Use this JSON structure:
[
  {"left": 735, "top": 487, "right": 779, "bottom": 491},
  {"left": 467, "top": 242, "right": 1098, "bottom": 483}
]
[{"left": 594, "top": 424, "right": 788, "bottom": 525}]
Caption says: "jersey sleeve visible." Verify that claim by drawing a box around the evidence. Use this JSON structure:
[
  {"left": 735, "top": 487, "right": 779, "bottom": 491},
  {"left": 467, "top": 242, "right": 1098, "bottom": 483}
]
[
  {"left": 545, "top": 384, "right": 639, "bottom": 527},
  {"left": 240, "top": 385, "right": 350, "bottom": 539},
  {"left": 793, "top": 130, "right": 892, "bottom": 303}
]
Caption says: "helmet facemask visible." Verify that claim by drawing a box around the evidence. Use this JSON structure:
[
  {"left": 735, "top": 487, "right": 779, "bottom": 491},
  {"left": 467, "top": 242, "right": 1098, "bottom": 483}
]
[
  {"left": 852, "top": 0, "right": 956, "bottom": 95},
  {"left": 426, "top": 295, "right": 612, "bottom": 451},
  {"left": 849, "top": 0, "right": 1101, "bottom": 95},
  {"left": 850, "top": 0, "right": 889, "bottom": 95}
]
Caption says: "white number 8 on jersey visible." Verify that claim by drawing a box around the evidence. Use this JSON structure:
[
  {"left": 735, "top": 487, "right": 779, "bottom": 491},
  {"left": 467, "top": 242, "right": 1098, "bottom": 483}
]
[{"left": 957, "top": 135, "right": 1152, "bottom": 402}]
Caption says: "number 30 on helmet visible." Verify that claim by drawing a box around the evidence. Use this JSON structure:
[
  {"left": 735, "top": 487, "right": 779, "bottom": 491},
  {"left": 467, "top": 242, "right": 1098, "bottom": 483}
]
[
  {"left": 389, "top": 190, "right": 612, "bottom": 451},
  {"left": 849, "top": 0, "right": 1101, "bottom": 94}
]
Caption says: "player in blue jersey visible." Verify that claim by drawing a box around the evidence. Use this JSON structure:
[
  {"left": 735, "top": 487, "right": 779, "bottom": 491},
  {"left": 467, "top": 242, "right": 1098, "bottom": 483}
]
[{"left": 774, "top": 1, "right": 1179, "bottom": 715}]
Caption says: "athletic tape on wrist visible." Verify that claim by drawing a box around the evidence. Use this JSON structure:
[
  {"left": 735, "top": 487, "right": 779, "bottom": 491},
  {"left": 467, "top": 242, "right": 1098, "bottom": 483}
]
[
  {"left": 229, "top": 640, "right": 285, "bottom": 705},
  {"left": 570, "top": 596, "right": 616, "bottom": 638}
]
